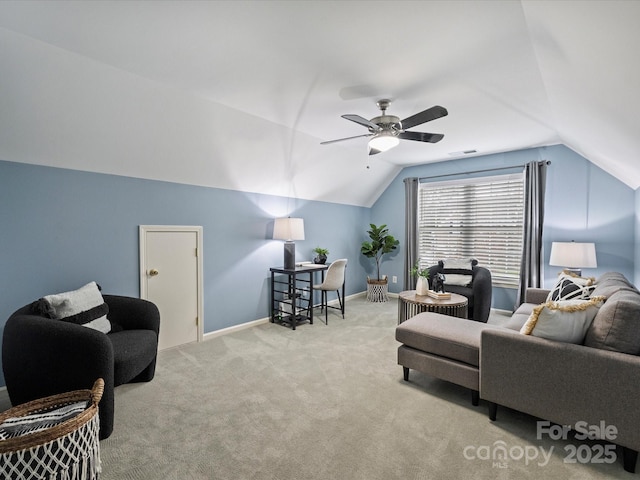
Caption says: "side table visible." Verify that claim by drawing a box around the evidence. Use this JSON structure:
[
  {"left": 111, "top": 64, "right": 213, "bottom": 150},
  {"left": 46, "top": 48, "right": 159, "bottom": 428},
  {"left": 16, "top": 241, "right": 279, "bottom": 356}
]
[
  {"left": 397, "top": 290, "right": 468, "bottom": 324},
  {"left": 270, "top": 264, "right": 328, "bottom": 330}
]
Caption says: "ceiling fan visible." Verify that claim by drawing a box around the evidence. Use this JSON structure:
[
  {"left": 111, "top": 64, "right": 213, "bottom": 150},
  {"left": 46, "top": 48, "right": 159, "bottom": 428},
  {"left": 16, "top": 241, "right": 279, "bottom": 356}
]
[{"left": 321, "top": 99, "right": 448, "bottom": 155}]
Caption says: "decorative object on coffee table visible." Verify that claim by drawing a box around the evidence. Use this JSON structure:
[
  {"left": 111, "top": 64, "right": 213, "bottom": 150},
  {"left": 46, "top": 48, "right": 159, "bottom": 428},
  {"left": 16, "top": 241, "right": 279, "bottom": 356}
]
[
  {"left": 361, "top": 223, "right": 399, "bottom": 302},
  {"left": 426, "top": 290, "right": 451, "bottom": 299},
  {"left": 432, "top": 272, "right": 446, "bottom": 293},
  {"left": 410, "top": 260, "right": 430, "bottom": 296}
]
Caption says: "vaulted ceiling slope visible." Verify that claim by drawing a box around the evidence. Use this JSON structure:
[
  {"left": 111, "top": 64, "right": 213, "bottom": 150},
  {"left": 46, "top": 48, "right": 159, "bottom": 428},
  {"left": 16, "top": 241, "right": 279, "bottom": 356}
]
[{"left": 0, "top": 1, "right": 638, "bottom": 207}]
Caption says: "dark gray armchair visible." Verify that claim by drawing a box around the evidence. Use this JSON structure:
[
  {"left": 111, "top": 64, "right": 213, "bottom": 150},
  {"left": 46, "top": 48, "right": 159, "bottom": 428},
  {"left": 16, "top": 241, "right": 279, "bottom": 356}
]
[
  {"left": 428, "top": 261, "right": 492, "bottom": 323},
  {"left": 2, "top": 294, "right": 160, "bottom": 440}
]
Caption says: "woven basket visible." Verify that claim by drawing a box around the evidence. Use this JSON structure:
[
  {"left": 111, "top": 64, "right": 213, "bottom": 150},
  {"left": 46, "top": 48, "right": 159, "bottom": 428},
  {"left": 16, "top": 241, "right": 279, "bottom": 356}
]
[
  {"left": 366, "top": 276, "right": 389, "bottom": 302},
  {"left": 0, "top": 379, "right": 104, "bottom": 480}
]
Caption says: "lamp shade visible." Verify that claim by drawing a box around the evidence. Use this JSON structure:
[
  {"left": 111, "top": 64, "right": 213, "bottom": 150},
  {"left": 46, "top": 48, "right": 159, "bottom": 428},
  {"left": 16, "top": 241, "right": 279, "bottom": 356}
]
[
  {"left": 273, "top": 217, "right": 305, "bottom": 241},
  {"left": 549, "top": 242, "right": 597, "bottom": 269}
]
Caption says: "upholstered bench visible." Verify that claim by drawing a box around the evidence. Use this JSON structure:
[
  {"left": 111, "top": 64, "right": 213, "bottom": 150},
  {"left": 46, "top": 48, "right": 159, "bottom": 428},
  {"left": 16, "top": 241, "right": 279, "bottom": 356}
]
[{"left": 396, "top": 312, "right": 509, "bottom": 405}]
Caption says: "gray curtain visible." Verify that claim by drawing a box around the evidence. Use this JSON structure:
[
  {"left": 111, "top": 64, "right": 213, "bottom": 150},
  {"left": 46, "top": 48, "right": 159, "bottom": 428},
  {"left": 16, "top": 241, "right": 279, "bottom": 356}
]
[
  {"left": 516, "top": 161, "right": 548, "bottom": 307},
  {"left": 404, "top": 177, "right": 419, "bottom": 290}
]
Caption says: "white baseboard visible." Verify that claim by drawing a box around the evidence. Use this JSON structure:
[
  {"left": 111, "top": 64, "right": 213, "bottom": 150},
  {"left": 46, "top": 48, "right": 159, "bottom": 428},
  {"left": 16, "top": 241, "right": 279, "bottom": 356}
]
[
  {"left": 202, "top": 292, "right": 370, "bottom": 341},
  {"left": 203, "top": 317, "right": 270, "bottom": 341}
]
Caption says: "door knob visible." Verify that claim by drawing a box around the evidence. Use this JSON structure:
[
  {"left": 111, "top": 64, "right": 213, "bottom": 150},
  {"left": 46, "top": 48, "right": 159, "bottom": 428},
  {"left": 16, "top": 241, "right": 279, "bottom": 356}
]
[{"left": 149, "top": 268, "right": 159, "bottom": 277}]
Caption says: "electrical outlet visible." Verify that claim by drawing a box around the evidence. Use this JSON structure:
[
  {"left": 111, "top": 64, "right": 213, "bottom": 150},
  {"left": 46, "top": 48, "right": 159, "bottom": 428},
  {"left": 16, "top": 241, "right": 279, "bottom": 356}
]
[{"left": 392, "top": 276, "right": 398, "bottom": 283}]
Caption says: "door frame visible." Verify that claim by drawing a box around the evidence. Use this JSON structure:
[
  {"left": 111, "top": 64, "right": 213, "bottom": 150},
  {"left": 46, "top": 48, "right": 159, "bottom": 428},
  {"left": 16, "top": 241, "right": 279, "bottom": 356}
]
[{"left": 139, "top": 225, "right": 204, "bottom": 344}]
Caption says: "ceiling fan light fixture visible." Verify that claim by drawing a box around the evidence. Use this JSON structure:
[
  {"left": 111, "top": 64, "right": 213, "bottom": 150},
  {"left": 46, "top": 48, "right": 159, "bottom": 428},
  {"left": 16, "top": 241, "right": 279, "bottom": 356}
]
[{"left": 368, "top": 131, "right": 400, "bottom": 152}]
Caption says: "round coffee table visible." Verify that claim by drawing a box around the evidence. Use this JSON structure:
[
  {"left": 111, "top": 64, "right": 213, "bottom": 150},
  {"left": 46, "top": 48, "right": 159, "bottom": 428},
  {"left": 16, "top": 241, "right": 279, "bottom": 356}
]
[{"left": 397, "top": 290, "right": 468, "bottom": 324}]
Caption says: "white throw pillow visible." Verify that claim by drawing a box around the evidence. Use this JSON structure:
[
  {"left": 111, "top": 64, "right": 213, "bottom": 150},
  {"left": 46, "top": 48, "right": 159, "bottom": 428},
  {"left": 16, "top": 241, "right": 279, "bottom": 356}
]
[
  {"left": 42, "top": 282, "right": 111, "bottom": 333},
  {"left": 443, "top": 274, "right": 472, "bottom": 286},
  {"left": 520, "top": 296, "right": 605, "bottom": 344},
  {"left": 442, "top": 258, "right": 473, "bottom": 270},
  {"left": 441, "top": 258, "right": 474, "bottom": 286}
]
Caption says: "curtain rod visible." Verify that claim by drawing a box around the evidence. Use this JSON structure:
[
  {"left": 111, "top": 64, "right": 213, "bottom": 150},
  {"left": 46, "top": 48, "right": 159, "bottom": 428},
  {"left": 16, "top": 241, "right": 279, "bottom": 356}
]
[{"left": 417, "top": 160, "right": 551, "bottom": 182}]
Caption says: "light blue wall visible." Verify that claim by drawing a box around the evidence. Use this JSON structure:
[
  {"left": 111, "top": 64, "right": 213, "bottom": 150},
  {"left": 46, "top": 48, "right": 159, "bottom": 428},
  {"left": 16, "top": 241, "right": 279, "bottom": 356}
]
[
  {"left": 370, "top": 145, "right": 637, "bottom": 311},
  {"left": 544, "top": 146, "right": 636, "bottom": 285},
  {"left": 1, "top": 144, "right": 637, "bottom": 388},
  {"left": 0, "top": 160, "right": 370, "bottom": 386}
]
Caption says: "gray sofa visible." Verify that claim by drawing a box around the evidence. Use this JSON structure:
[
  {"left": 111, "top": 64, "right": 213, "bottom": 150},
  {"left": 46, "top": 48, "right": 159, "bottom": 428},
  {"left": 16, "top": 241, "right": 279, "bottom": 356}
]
[{"left": 396, "top": 272, "right": 640, "bottom": 473}]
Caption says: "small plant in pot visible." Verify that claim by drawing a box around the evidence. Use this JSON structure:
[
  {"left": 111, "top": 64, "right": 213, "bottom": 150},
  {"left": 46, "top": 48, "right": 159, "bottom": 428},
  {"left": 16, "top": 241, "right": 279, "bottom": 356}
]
[
  {"left": 361, "top": 223, "right": 399, "bottom": 301},
  {"left": 411, "top": 261, "right": 430, "bottom": 296},
  {"left": 313, "top": 247, "right": 329, "bottom": 264}
]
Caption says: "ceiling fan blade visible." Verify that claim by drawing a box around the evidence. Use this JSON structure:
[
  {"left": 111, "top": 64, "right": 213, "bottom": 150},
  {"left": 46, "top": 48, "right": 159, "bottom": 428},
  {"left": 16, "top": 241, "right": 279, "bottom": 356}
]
[
  {"left": 400, "top": 105, "right": 448, "bottom": 130},
  {"left": 320, "top": 133, "right": 373, "bottom": 145},
  {"left": 342, "top": 114, "right": 381, "bottom": 131},
  {"left": 398, "top": 131, "right": 444, "bottom": 143}
]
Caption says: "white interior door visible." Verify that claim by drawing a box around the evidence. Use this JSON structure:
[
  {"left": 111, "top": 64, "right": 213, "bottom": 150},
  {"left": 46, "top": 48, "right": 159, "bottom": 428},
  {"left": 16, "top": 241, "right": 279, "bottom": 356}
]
[{"left": 140, "top": 226, "right": 203, "bottom": 350}]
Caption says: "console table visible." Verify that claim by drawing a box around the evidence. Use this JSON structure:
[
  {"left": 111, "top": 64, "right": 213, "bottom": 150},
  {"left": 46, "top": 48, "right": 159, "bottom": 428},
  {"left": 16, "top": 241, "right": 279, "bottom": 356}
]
[
  {"left": 270, "top": 264, "right": 328, "bottom": 330},
  {"left": 397, "top": 290, "right": 468, "bottom": 324}
]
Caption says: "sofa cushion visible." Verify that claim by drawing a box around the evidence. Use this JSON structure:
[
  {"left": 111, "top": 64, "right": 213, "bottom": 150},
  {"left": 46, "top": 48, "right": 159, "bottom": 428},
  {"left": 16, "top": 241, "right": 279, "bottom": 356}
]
[
  {"left": 503, "top": 302, "right": 535, "bottom": 331},
  {"left": 520, "top": 297, "right": 605, "bottom": 344},
  {"left": 584, "top": 289, "right": 640, "bottom": 354},
  {"left": 591, "top": 272, "right": 638, "bottom": 298},
  {"left": 396, "top": 312, "right": 501, "bottom": 367},
  {"left": 109, "top": 330, "right": 158, "bottom": 385}
]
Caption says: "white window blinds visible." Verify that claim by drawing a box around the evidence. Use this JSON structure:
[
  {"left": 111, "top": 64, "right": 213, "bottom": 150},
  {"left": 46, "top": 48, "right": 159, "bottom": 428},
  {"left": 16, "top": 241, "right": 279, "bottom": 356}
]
[{"left": 418, "top": 173, "right": 524, "bottom": 287}]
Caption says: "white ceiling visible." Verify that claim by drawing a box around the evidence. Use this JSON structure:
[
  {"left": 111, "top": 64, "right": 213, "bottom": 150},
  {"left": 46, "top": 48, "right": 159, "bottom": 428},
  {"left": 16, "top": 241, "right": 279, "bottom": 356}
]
[{"left": 0, "top": 0, "right": 639, "bottom": 207}]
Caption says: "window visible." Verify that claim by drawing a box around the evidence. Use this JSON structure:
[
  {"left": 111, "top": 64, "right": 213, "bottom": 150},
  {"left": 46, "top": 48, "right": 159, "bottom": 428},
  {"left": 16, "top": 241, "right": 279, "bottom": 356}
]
[{"left": 417, "top": 173, "right": 524, "bottom": 287}]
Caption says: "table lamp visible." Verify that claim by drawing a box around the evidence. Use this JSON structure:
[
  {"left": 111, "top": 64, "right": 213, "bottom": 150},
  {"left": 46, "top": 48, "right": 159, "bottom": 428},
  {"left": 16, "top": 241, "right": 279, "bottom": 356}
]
[
  {"left": 273, "top": 217, "right": 305, "bottom": 270},
  {"left": 549, "top": 241, "right": 597, "bottom": 276}
]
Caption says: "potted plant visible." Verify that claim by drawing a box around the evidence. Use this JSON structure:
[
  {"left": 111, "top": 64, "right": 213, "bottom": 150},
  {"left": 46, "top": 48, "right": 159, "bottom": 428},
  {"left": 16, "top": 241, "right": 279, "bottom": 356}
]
[
  {"left": 361, "top": 223, "right": 399, "bottom": 301},
  {"left": 411, "top": 261, "right": 430, "bottom": 296},
  {"left": 313, "top": 247, "right": 329, "bottom": 264}
]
